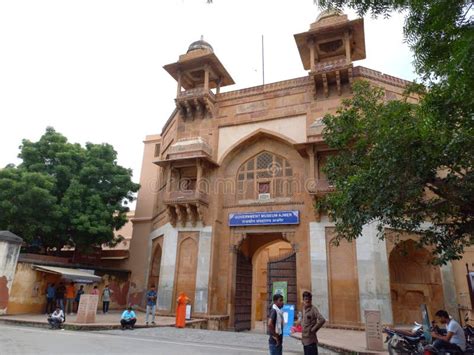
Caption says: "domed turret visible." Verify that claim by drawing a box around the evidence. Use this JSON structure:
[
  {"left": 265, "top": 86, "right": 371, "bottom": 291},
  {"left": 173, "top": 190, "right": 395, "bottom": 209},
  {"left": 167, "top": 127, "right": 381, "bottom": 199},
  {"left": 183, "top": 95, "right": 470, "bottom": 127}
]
[
  {"left": 163, "top": 35, "right": 234, "bottom": 120},
  {"left": 315, "top": 8, "right": 343, "bottom": 23},
  {"left": 187, "top": 39, "right": 214, "bottom": 53}
]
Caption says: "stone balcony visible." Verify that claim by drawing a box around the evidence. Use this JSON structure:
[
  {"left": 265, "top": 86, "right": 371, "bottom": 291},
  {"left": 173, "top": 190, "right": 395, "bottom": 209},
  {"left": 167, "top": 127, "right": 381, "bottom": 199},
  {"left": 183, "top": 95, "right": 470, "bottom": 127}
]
[
  {"left": 176, "top": 87, "right": 216, "bottom": 119},
  {"left": 164, "top": 190, "right": 209, "bottom": 227},
  {"left": 309, "top": 58, "right": 353, "bottom": 98},
  {"left": 163, "top": 190, "right": 209, "bottom": 205},
  {"left": 153, "top": 137, "right": 217, "bottom": 167}
]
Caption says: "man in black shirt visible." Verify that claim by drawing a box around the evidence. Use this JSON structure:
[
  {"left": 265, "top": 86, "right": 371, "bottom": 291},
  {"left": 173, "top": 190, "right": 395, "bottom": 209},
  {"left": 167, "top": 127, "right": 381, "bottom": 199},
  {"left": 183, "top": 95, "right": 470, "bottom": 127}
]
[
  {"left": 55, "top": 282, "right": 66, "bottom": 312},
  {"left": 268, "top": 293, "right": 284, "bottom": 355}
]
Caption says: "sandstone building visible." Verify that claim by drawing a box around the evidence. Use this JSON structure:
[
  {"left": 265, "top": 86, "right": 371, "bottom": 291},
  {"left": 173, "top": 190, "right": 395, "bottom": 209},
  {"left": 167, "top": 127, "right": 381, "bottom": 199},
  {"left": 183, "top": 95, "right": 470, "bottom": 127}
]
[{"left": 126, "top": 11, "right": 473, "bottom": 329}]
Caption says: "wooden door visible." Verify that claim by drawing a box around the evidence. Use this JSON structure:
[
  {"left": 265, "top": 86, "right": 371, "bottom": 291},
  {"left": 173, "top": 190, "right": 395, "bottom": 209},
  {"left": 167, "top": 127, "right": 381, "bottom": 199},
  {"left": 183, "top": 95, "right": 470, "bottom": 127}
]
[
  {"left": 267, "top": 252, "right": 297, "bottom": 309},
  {"left": 234, "top": 251, "right": 252, "bottom": 331}
]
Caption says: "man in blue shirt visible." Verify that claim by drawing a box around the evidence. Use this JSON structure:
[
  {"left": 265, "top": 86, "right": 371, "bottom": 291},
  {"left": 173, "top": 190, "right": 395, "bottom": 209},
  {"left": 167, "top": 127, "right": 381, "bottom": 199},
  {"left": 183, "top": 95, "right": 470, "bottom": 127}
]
[
  {"left": 120, "top": 306, "right": 137, "bottom": 330},
  {"left": 145, "top": 285, "right": 157, "bottom": 325},
  {"left": 45, "top": 283, "right": 56, "bottom": 314}
]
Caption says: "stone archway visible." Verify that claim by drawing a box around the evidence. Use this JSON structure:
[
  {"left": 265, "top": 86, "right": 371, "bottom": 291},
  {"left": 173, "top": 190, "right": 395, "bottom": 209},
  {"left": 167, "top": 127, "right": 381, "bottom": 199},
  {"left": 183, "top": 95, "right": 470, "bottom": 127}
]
[
  {"left": 148, "top": 242, "right": 162, "bottom": 289},
  {"left": 231, "top": 231, "right": 297, "bottom": 331},
  {"left": 389, "top": 239, "right": 445, "bottom": 324}
]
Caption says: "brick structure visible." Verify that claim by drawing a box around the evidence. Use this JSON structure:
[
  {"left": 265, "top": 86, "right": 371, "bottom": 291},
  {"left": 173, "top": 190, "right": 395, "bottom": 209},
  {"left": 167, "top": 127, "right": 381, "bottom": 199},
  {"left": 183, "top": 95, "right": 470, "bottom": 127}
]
[{"left": 126, "top": 11, "right": 469, "bottom": 329}]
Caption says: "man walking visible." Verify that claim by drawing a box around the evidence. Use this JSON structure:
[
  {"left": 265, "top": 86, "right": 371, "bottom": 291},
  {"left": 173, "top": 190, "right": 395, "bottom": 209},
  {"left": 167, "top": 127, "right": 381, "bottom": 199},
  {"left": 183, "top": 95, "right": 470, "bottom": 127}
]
[
  {"left": 268, "top": 293, "right": 284, "bottom": 355},
  {"left": 45, "top": 283, "right": 56, "bottom": 314},
  {"left": 145, "top": 285, "right": 157, "bottom": 325},
  {"left": 301, "top": 291, "right": 326, "bottom": 355},
  {"left": 102, "top": 285, "right": 113, "bottom": 314}
]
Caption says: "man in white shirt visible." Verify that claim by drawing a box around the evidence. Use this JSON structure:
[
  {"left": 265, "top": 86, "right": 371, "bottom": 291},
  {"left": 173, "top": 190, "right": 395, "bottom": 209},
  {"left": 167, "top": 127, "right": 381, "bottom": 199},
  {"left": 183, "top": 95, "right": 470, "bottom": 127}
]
[
  {"left": 431, "top": 309, "right": 466, "bottom": 353},
  {"left": 47, "top": 307, "right": 65, "bottom": 329}
]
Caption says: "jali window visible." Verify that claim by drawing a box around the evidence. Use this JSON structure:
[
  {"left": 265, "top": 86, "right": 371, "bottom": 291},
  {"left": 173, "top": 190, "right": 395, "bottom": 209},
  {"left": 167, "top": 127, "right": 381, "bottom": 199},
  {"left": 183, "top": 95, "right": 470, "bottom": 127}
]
[{"left": 236, "top": 151, "right": 293, "bottom": 201}]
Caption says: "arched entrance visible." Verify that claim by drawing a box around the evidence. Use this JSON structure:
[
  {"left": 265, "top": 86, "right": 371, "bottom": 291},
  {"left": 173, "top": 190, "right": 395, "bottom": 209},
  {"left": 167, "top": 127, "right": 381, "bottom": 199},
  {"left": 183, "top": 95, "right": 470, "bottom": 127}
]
[
  {"left": 233, "top": 233, "right": 296, "bottom": 331},
  {"left": 389, "top": 240, "right": 445, "bottom": 324},
  {"left": 148, "top": 243, "right": 162, "bottom": 288},
  {"left": 175, "top": 235, "right": 198, "bottom": 309}
]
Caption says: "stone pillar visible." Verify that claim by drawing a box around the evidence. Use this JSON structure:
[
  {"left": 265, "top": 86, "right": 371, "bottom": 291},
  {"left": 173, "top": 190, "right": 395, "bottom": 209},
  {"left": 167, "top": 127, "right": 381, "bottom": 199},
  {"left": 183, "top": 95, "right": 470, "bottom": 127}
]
[
  {"left": 440, "top": 262, "right": 459, "bottom": 321},
  {"left": 344, "top": 31, "right": 351, "bottom": 64},
  {"left": 194, "top": 226, "right": 212, "bottom": 313},
  {"left": 356, "top": 223, "right": 393, "bottom": 324},
  {"left": 166, "top": 165, "right": 172, "bottom": 193},
  {"left": 176, "top": 71, "right": 182, "bottom": 97},
  {"left": 308, "top": 40, "right": 316, "bottom": 72},
  {"left": 152, "top": 224, "right": 179, "bottom": 311},
  {"left": 0, "top": 231, "right": 23, "bottom": 315},
  {"left": 309, "top": 220, "right": 330, "bottom": 319},
  {"left": 204, "top": 65, "right": 210, "bottom": 92},
  {"left": 307, "top": 146, "right": 315, "bottom": 181},
  {"left": 196, "top": 159, "right": 203, "bottom": 193},
  {"left": 150, "top": 223, "right": 212, "bottom": 313}
]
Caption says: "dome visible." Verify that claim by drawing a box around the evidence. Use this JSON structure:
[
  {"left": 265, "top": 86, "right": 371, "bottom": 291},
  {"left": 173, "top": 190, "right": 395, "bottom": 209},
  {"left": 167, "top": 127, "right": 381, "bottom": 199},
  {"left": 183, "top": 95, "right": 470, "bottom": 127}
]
[
  {"left": 187, "top": 39, "right": 214, "bottom": 53},
  {"left": 315, "top": 8, "right": 343, "bottom": 22}
]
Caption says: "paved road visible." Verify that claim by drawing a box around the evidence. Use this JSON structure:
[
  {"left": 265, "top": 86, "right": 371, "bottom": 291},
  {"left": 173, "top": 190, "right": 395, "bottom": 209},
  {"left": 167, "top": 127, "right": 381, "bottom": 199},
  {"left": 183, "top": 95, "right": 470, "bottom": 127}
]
[{"left": 0, "top": 323, "right": 336, "bottom": 354}]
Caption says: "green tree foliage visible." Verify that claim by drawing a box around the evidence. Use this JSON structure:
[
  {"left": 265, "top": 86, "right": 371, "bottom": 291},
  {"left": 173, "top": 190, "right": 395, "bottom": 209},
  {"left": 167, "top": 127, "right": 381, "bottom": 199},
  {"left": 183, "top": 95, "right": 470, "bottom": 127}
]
[
  {"left": 0, "top": 127, "right": 140, "bottom": 252},
  {"left": 317, "top": 0, "right": 473, "bottom": 263}
]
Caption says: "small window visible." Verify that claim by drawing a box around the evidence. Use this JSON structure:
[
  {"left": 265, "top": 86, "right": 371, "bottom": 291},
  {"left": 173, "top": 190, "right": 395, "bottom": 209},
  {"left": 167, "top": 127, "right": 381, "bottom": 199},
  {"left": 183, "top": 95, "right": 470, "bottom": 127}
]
[
  {"left": 154, "top": 144, "right": 161, "bottom": 157},
  {"left": 258, "top": 182, "right": 270, "bottom": 194}
]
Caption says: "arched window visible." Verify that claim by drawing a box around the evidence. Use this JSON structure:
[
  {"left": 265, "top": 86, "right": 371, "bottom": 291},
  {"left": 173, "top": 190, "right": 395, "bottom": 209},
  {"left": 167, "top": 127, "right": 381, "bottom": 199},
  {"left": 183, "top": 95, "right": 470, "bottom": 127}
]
[{"left": 236, "top": 151, "right": 293, "bottom": 201}]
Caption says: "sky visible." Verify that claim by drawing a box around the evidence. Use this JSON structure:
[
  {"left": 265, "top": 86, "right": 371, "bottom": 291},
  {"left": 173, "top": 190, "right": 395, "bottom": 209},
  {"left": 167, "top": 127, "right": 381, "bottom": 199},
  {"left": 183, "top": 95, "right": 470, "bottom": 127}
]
[{"left": 0, "top": 0, "right": 416, "bottom": 186}]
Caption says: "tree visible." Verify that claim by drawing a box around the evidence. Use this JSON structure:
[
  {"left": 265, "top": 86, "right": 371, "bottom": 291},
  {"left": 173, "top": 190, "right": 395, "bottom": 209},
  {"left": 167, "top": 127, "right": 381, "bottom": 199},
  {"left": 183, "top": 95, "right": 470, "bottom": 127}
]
[
  {"left": 317, "top": 0, "right": 473, "bottom": 263},
  {"left": 0, "top": 127, "right": 140, "bottom": 252}
]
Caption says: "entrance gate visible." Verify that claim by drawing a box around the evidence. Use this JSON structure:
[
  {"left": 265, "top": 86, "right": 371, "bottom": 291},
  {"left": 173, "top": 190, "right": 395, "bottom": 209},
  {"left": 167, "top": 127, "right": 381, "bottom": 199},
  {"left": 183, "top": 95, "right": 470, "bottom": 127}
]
[
  {"left": 267, "top": 252, "right": 297, "bottom": 308},
  {"left": 234, "top": 251, "right": 252, "bottom": 331}
]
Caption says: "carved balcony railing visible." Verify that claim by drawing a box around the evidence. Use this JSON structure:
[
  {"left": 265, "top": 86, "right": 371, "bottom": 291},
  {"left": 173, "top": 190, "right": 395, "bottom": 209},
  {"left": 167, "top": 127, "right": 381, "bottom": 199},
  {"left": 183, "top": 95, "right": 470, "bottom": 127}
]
[
  {"left": 176, "top": 88, "right": 216, "bottom": 119},
  {"left": 163, "top": 190, "right": 209, "bottom": 227}
]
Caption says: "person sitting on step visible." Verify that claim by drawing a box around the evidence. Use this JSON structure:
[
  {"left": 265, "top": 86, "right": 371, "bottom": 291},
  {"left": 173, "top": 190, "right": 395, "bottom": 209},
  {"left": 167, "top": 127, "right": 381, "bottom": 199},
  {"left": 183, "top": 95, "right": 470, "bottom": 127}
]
[
  {"left": 48, "top": 306, "right": 65, "bottom": 329},
  {"left": 120, "top": 306, "right": 137, "bottom": 330}
]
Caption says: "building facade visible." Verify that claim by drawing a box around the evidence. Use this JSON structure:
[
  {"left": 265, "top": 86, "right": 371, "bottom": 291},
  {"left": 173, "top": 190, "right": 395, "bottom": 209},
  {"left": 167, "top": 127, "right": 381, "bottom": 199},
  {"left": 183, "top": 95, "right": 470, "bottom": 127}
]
[{"left": 126, "top": 11, "right": 474, "bottom": 329}]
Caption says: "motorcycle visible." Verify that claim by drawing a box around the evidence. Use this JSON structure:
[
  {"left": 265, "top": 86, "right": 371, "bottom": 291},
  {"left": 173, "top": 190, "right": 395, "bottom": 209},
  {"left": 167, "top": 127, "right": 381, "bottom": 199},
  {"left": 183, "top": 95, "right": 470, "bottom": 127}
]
[
  {"left": 464, "top": 313, "right": 474, "bottom": 346},
  {"left": 384, "top": 322, "right": 426, "bottom": 354}
]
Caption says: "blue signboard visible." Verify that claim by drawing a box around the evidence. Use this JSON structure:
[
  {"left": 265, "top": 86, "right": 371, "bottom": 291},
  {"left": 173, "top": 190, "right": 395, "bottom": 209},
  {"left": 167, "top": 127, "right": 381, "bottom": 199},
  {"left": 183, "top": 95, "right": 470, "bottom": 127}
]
[
  {"left": 228, "top": 210, "right": 300, "bottom": 227},
  {"left": 282, "top": 304, "right": 295, "bottom": 337}
]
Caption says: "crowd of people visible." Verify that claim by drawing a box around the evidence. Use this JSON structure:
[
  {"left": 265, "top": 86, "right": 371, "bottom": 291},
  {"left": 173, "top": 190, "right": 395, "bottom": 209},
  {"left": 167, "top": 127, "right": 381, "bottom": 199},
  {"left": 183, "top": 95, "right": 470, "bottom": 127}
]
[
  {"left": 44, "top": 283, "right": 163, "bottom": 331},
  {"left": 45, "top": 281, "right": 116, "bottom": 329},
  {"left": 43, "top": 283, "right": 466, "bottom": 354},
  {"left": 45, "top": 282, "right": 85, "bottom": 315}
]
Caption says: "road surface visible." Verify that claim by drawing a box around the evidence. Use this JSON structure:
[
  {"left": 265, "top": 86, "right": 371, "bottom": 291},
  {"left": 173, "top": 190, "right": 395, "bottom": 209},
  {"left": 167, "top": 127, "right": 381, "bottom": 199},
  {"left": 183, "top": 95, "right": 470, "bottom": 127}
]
[{"left": 0, "top": 323, "right": 336, "bottom": 354}]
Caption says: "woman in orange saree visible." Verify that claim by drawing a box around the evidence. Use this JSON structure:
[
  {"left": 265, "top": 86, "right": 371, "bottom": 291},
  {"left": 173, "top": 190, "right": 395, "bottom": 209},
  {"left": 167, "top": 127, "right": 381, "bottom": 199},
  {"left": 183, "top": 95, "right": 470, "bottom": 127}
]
[{"left": 175, "top": 292, "right": 189, "bottom": 328}]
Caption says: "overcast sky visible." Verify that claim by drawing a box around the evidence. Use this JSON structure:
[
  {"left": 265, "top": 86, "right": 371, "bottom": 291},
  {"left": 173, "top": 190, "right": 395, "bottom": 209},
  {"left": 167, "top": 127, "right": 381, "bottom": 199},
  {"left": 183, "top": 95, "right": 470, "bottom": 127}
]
[{"left": 0, "top": 0, "right": 415, "bottom": 186}]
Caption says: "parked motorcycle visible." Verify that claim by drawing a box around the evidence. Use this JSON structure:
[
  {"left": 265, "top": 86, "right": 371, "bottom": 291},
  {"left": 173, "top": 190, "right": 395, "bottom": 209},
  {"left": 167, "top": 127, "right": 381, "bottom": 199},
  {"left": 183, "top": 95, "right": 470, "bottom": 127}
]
[
  {"left": 384, "top": 322, "right": 426, "bottom": 354},
  {"left": 464, "top": 313, "right": 474, "bottom": 346}
]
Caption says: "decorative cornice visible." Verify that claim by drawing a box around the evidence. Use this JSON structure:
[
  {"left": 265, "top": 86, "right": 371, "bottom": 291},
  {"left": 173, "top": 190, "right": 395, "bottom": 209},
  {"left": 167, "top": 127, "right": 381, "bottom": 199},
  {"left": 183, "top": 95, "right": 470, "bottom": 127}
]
[
  {"left": 353, "top": 66, "right": 412, "bottom": 88},
  {"left": 223, "top": 201, "right": 305, "bottom": 209},
  {"left": 217, "top": 76, "right": 312, "bottom": 102}
]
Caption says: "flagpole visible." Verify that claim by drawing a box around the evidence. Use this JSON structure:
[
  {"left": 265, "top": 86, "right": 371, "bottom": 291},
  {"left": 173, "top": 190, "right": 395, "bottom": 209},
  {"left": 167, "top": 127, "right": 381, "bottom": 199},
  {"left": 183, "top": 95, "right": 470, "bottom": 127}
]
[{"left": 262, "top": 34, "right": 265, "bottom": 86}]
